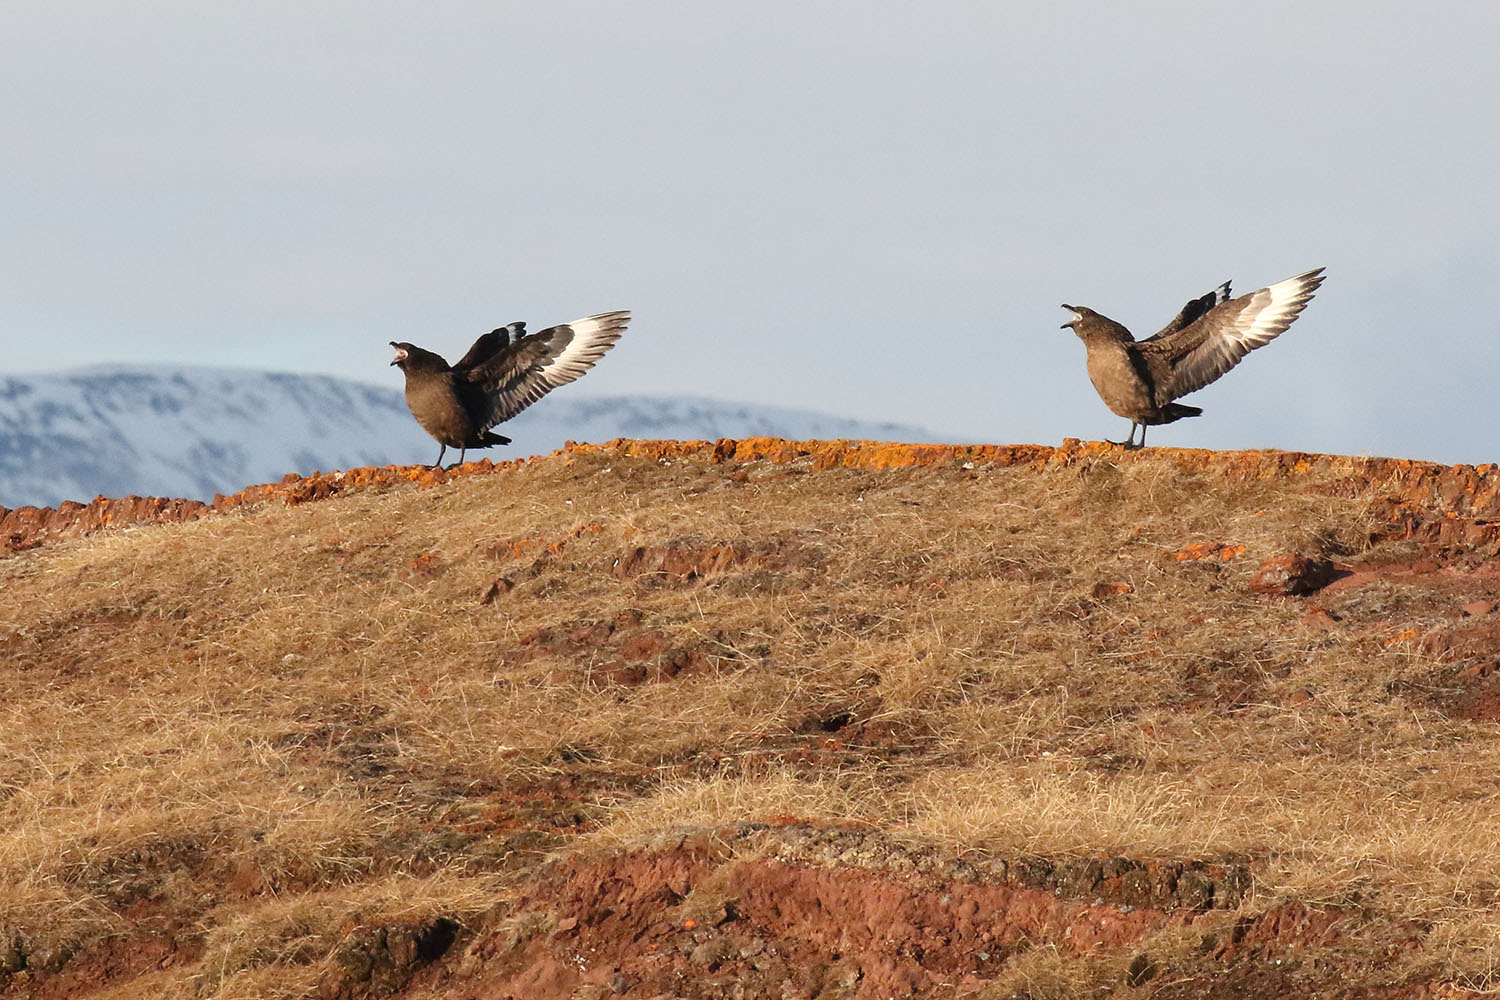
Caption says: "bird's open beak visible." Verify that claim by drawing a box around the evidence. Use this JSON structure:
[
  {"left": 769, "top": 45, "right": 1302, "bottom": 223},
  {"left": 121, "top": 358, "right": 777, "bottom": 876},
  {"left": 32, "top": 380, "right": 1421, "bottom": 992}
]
[
  {"left": 1059, "top": 305, "right": 1079, "bottom": 330},
  {"left": 389, "top": 342, "right": 407, "bottom": 366}
]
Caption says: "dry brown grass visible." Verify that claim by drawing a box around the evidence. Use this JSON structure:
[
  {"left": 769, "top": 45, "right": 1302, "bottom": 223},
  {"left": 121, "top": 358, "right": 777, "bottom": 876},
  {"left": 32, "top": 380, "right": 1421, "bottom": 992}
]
[{"left": 4, "top": 445, "right": 1500, "bottom": 994}]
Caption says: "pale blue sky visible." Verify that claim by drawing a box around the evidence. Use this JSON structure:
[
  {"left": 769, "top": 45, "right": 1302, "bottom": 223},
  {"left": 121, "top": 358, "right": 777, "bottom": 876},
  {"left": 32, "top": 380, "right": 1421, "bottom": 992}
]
[{"left": 4, "top": 3, "right": 1498, "bottom": 462}]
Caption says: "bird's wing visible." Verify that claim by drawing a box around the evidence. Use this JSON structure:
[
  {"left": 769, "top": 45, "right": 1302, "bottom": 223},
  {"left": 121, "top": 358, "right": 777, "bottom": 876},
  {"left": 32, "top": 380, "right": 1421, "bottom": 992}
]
[
  {"left": 1142, "top": 281, "right": 1232, "bottom": 342},
  {"left": 460, "top": 310, "right": 630, "bottom": 429},
  {"left": 452, "top": 322, "right": 525, "bottom": 374},
  {"left": 1140, "top": 268, "right": 1324, "bottom": 403}
]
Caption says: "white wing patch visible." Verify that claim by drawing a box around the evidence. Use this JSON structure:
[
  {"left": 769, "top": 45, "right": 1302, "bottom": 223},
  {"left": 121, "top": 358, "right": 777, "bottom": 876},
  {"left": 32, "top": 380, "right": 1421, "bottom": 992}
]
[
  {"left": 537, "top": 311, "right": 630, "bottom": 388},
  {"left": 1229, "top": 269, "right": 1324, "bottom": 351}
]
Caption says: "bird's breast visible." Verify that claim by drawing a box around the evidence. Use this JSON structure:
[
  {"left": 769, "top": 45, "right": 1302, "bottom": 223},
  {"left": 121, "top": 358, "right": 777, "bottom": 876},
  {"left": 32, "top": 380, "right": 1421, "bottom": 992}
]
[
  {"left": 403, "top": 374, "right": 474, "bottom": 447},
  {"left": 1084, "top": 342, "right": 1156, "bottom": 420}
]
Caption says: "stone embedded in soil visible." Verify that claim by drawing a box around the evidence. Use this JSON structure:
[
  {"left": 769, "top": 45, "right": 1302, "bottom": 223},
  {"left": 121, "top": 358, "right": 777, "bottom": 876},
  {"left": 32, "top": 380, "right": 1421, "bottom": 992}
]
[
  {"left": 1092, "top": 580, "right": 1134, "bottom": 598},
  {"left": 1301, "top": 607, "right": 1342, "bottom": 629},
  {"left": 404, "top": 553, "right": 447, "bottom": 582},
  {"left": 1249, "top": 554, "right": 1345, "bottom": 596},
  {"left": 479, "top": 577, "right": 514, "bottom": 604}
]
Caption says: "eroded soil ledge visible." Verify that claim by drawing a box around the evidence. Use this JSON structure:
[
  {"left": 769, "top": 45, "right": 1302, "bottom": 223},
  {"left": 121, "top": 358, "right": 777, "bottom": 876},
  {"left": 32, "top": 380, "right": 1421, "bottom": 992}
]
[{"left": 406, "top": 824, "right": 1277, "bottom": 1000}]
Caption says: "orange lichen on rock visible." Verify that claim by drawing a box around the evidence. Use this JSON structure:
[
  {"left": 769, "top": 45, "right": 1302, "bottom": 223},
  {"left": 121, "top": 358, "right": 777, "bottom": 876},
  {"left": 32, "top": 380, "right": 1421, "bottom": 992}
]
[
  {"left": 1, "top": 494, "right": 213, "bottom": 553},
  {"left": 404, "top": 554, "right": 447, "bottom": 582},
  {"left": 1174, "top": 542, "right": 1246, "bottom": 562},
  {"left": 547, "top": 522, "right": 603, "bottom": 554},
  {"left": 1385, "top": 628, "right": 1421, "bottom": 647}
]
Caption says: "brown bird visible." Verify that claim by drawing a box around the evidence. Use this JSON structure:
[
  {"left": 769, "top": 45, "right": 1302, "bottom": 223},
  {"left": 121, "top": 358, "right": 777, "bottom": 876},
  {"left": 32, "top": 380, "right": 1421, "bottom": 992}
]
[
  {"left": 390, "top": 310, "right": 630, "bottom": 467},
  {"left": 1061, "top": 268, "right": 1325, "bottom": 448}
]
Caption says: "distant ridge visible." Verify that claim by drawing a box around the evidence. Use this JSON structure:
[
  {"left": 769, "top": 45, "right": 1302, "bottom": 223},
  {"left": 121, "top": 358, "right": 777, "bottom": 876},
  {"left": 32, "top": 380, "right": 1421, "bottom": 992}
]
[{"left": 0, "top": 367, "right": 938, "bottom": 508}]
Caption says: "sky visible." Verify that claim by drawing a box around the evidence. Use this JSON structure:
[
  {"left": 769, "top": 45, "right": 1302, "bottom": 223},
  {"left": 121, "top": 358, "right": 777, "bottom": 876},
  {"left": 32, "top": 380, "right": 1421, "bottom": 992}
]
[{"left": 4, "top": 2, "right": 1499, "bottom": 464}]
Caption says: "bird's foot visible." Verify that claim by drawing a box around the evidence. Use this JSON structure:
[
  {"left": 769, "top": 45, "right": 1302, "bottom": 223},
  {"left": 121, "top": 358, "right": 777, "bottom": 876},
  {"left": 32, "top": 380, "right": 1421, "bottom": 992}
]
[{"left": 1106, "top": 437, "right": 1145, "bottom": 450}]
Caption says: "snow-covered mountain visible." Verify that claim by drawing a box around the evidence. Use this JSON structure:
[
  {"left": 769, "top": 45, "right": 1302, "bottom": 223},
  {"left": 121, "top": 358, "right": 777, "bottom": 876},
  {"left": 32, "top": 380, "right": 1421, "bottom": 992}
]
[{"left": 0, "top": 367, "right": 940, "bottom": 508}]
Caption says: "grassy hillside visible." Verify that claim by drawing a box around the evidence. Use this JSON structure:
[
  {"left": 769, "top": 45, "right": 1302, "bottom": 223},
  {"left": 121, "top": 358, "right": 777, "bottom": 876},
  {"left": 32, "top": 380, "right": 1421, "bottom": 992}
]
[{"left": 4, "top": 439, "right": 1500, "bottom": 999}]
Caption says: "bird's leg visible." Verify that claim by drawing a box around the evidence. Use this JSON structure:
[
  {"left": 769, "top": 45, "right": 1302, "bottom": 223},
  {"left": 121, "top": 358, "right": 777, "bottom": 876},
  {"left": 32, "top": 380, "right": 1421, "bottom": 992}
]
[
  {"left": 1108, "top": 422, "right": 1144, "bottom": 449},
  {"left": 457, "top": 447, "right": 467, "bottom": 467},
  {"left": 433, "top": 444, "right": 447, "bottom": 468}
]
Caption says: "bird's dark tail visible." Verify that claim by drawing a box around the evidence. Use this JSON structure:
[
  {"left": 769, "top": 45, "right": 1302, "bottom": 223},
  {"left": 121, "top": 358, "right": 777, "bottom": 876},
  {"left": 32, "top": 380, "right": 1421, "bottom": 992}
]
[
  {"left": 1161, "top": 403, "right": 1202, "bottom": 424},
  {"left": 481, "top": 431, "right": 512, "bottom": 446}
]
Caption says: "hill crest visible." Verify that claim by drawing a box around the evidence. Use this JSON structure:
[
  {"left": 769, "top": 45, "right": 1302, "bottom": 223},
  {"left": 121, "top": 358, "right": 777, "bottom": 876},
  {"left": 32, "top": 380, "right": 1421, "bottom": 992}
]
[{"left": 4, "top": 436, "right": 1499, "bottom": 558}]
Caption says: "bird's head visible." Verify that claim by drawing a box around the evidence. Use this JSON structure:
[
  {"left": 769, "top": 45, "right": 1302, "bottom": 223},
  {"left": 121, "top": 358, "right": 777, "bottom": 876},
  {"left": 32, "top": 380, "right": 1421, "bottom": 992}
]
[
  {"left": 1059, "top": 305, "right": 1094, "bottom": 331},
  {"left": 390, "top": 342, "right": 451, "bottom": 376}
]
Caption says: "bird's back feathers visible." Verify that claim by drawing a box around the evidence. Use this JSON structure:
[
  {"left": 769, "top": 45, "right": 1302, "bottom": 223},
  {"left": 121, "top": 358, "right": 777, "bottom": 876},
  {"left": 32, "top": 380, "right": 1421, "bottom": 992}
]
[
  {"left": 1145, "top": 281, "right": 1232, "bottom": 342},
  {"left": 452, "top": 322, "right": 526, "bottom": 373}
]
